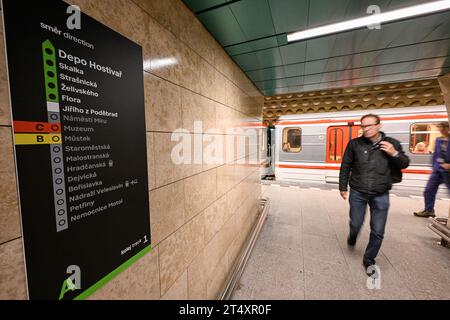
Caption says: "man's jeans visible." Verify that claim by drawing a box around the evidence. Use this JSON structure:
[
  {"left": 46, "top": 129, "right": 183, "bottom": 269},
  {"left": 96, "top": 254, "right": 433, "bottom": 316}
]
[
  {"left": 424, "top": 170, "right": 450, "bottom": 212},
  {"left": 349, "top": 189, "right": 389, "bottom": 264}
]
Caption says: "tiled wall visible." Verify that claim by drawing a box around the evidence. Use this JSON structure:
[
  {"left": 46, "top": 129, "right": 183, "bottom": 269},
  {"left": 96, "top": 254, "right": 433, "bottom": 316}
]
[{"left": 0, "top": 0, "right": 264, "bottom": 299}]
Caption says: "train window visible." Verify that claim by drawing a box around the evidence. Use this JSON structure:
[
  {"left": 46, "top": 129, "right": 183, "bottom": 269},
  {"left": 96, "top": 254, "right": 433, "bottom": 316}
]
[
  {"left": 282, "top": 128, "right": 302, "bottom": 153},
  {"left": 410, "top": 123, "right": 440, "bottom": 154}
]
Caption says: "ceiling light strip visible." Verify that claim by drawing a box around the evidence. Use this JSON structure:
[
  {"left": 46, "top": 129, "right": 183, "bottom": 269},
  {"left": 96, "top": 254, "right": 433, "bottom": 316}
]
[{"left": 287, "top": 0, "right": 450, "bottom": 42}]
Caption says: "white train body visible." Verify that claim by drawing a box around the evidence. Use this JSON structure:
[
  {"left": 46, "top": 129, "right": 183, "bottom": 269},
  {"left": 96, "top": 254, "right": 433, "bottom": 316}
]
[{"left": 274, "top": 106, "right": 449, "bottom": 194}]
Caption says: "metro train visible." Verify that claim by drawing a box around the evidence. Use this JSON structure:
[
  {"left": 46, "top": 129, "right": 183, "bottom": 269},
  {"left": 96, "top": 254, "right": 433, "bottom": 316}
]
[{"left": 269, "top": 105, "right": 449, "bottom": 194}]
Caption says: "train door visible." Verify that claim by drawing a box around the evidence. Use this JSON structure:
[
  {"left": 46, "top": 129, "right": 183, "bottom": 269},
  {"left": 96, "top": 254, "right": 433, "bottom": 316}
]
[
  {"left": 270, "top": 127, "right": 276, "bottom": 174},
  {"left": 263, "top": 126, "right": 276, "bottom": 179},
  {"left": 325, "top": 125, "right": 361, "bottom": 182}
]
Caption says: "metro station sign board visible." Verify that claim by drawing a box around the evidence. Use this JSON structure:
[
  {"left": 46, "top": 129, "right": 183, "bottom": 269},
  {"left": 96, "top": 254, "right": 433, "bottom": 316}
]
[{"left": 2, "top": 0, "right": 151, "bottom": 299}]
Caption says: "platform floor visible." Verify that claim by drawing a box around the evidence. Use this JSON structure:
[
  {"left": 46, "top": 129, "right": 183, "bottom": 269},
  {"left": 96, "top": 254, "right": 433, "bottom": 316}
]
[{"left": 232, "top": 184, "right": 450, "bottom": 300}]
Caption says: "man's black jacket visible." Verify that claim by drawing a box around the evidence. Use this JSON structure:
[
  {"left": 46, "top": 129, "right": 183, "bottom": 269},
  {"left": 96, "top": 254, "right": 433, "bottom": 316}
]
[{"left": 339, "top": 132, "right": 410, "bottom": 194}]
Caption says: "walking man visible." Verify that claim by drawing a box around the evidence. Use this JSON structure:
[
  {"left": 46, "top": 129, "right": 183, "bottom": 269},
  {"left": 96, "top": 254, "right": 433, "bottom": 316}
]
[
  {"left": 414, "top": 122, "right": 450, "bottom": 218},
  {"left": 339, "top": 114, "right": 410, "bottom": 274}
]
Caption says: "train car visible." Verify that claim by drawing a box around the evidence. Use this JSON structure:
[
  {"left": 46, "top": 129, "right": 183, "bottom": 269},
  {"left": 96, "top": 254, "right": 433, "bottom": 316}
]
[{"left": 273, "top": 105, "right": 449, "bottom": 194}]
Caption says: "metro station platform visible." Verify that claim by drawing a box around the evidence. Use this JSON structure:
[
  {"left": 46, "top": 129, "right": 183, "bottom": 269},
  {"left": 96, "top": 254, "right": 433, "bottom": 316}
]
[{"left": 233, "top": 184, "right": 450, "bottom": 300}]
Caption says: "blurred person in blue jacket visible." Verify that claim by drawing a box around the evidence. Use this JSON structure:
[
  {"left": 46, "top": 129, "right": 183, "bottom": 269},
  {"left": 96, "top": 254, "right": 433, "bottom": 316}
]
[{"left": 414, "top": 121, "right": 450, "bottom": 218}]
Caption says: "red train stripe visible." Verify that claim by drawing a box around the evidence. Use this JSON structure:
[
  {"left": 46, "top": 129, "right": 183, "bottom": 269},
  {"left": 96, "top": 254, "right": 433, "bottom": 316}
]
[
  {"left": 402, "top": 169, "right": 433, "bottom": 174},
  {"left": 277, "top": 164, "right": 340, "bottom": 170},
  {"left": 276, "top": 164, "right": 432, "bottom": 174},
  {"left": 277, "top": 114, "right": 448, "bottom": 126},
  {"left": 13, "top": 121, "right": 61, "bottom": 133}
]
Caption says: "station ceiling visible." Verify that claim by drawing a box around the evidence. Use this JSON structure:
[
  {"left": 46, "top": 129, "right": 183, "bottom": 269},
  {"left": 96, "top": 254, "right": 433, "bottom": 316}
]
[{"left": 182, "top": 0, "right": 450, "bottom": 96}]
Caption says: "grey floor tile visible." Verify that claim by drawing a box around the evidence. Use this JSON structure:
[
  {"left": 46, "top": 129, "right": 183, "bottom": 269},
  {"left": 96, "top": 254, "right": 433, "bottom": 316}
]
[
  {"left": 252, "top": 268, "right": 304, "bottom": 300},
  {"left": 303, "top": 234, "right": 346, "bottom": 264},
  {"left": 304, "top": 272, "right": 361, "bottom": 300},
  {"left": 304, "top": 256, "right": 352, "bottom": 281},
  {"left": 302, "top": 216, "right": 336, "bottom": 239}
]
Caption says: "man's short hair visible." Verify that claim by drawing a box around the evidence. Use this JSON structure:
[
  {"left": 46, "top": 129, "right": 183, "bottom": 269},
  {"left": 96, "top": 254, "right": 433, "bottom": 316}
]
[
  {"left": 438, "top": 121, "right": 449, "bottom": 128},
  {"left": 360, "top": 114, "right": 381, "bottom": 124}
]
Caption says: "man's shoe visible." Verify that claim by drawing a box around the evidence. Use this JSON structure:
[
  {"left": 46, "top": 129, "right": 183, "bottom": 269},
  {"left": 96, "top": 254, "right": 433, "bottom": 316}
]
[
  {"left": 414, "top": 210, "right": 435, "bottom": 218},
  {"left": 347, "top": 235, "right": 356, "bottom": 248},
  {"left": 363, "top": 260, "right": 376, "bottom": 277}
]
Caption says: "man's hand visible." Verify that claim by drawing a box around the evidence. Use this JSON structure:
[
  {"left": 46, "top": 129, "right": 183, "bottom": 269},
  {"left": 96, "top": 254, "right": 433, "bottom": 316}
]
[
  {"left": 340, "top": 191, "right": 348, "bottom": 200},
  {"left": 379, "top": 141, "right": 397, "bottom": 157},
  {"left": 441, "top": 163, "right": 450, "bottom": 171}
]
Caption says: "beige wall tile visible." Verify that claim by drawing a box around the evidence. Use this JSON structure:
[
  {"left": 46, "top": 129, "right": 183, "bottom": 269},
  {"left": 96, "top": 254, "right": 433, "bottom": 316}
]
[
  {"left": 178, "top": 44, "right": 202, "bottom": 94},
  {"left": 153, "top": 132, "right": 185, "bottom": 187},
  {"left": 219, "top": 212, "right": 237, "bottom": 258},
  {"left": 191, "top": 200, "right": 253, "bottom": 300},
  {"left": 231, "top": 63, "right": 247, "bottom": 92},
  {"left": 182, "top": 211, "right": 205, "bottom": 266},
  {"left": 88, "top": 246, "right": 160, "bottom": 300},
  {"left": 204, "top": 195, "right": 228, "bottom": 245},
  {"left": 206, "top": 257, "right": 227, "bottom": 300},
  {"left": 179, "top": 11, "right": 215, "bottom": 65},
  {"left": 159, "top": 234, "right": 185, "bottom": 295},
  {"left": 215, "top": 105, "right": 229, "bottom": 135},
  {"left": 233, "top": 64, "right": 254, "bottom": 97},
  {"left": 69, "top": 0, "right": 149, "bottom": 47},
  {"left": 161, "top": 270, "right": 188, "bottom": 300},
  {"left": 227, "top": 184, "right": 242, "bottom": 216},
  {"left": 0, "top": 19, "right": 11, "bottom": 126},
  {"left": 213, "top": 71, "right": 227, "bottom": 106},
  {"left": 159, "top": 212, "right": 204, "bottom": 295},
  {"left": 221, "top": 192, "right": 234, "bottom": 225},
  {"left": 202, "top": 133, "right": 226, "bottom": 172},
  {"left": 173, "top": 132, "right": 204, "bottom": 179},
  {"left": 202, "top": 231, "right": 224, "bottom": 281},
  {"left": 187, "top": 248, "right": 207, "bottom": 300},
  {"left": 245, "top": 197, "right": 259, "bottom": 231},
  {"left": 188, "top": 207, "right": 242, "bottom": 300},
  {"left": 203, "top": 213, "right": 236, "bottom": 282},
  {"left": 185, "top": 134, "right": 206, "bottom": 177},
  {"left": 0, "top": 172, "right": 20, "bottom": 244},
  {"left": 181, "top": 89, "right": 216, "bottom": 134},
  {"left": 199, "top": 60, "right": 216, "bottom": 101},
  {"left": 225, "top": 231, "right": 245, "bottom": 275},
  {"left": 144, "top": 73, "right": 182, "bottom": 132},
  {"left": 146, "top": 132, "right": 156, "bottom": 190},
  {"left": 184, "top": 169, "right": 217, "bottom": 221},
  {"left": 235, "top": 194, "right": 257, "bottom": 238},
  {"left": 213, "top": 46, "right": 233, "bottom": 80},
  {"left": 225, "top": 110, "right": 242, "bottom": 137},
  {"left": 154, "top": 132, "right": 204, "bottom": 187},
  {"left": 0, "top": 239, "right": 27, "bottom": 300},
  {"left": 145, "top": 20, "right": 203, "bottom": 92},
  {"left": 224, "top": 134, "right": 238, "bottom": 164},
  {"left": 150, "top": 180, "right": 185, "bottom": 246},
  {"left": 217, "top": 163, "right": 235, "bottom": 198},
  {"left": 0, "top": 126, "right": 14, "bottom": 176},
  {"left": 133, "top": 0, "right": 184, "bottom": 37},
  {"left": 146, "top": 16, "right": 183, "bottom": 85},
  {"left": 225, "top": 81, "right": 236, "bottom": 109},
  {"left": 237, "top": 161, "right": 250, "bottom": 184},
  {"left": 133, "top": 0, "right": 227, "bottom": 97},
  {"left": 234, "top": 86, "right": 246, "bottom": 114},
  {"left": 0, "top": 128, "right": 20, "bottom": 243}
]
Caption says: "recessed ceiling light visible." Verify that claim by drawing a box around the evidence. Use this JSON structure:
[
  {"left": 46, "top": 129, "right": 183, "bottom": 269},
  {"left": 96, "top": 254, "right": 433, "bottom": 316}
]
[{"left": 287, "top": 0, "right": 450, "bottom": 42}]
